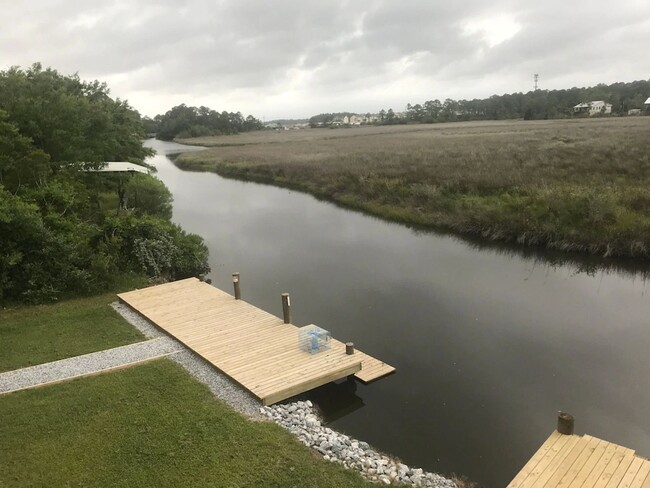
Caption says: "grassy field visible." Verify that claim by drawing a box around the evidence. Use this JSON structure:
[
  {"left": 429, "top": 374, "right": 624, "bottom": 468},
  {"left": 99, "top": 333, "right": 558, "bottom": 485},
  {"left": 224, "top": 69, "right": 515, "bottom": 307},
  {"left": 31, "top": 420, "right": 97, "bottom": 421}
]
[
  {"left": 0, "top": 359, "right": 374, "bottom": 488},
  {"left": 177, "top": 117, "right": 650, "bottom": 259},
  {"left": 0, "top": 280, "right": 146, "bottom": 372}
]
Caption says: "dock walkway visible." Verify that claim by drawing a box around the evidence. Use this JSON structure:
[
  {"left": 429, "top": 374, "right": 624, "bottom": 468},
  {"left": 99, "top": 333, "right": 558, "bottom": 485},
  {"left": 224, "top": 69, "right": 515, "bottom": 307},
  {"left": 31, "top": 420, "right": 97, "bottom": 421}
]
[
  {"left": 508, "top": 431, "right": 650, "bottom": 488},
  {"left": 118, "top": 278, "right": 394, "bottom": 405}
]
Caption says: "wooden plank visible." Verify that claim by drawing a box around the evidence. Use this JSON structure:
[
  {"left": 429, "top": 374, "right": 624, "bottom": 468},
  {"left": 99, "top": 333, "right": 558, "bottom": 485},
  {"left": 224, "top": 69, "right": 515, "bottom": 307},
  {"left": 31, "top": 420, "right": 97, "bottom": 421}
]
[
  {"left": 328, "top": 336, "right": 395, "bottom": 382},
  {"left": 604, "top": 451, "right": 636, "bottom": 488},
  {"left": 248, "top": 353, "right": 360, "bottom": 390},
  {"left": 592, "top": 446, "right": 634, "bottom": 488},
  {"left": 118, "top": 279, "right": 393, "bottom": 405},
  {"left": 630, "top": 460, "right": 650, "bottom": 488},
  {"left": 568, "top": 438, "right": 612, "bottom": 488},
  {"left": 618, "top": 458, "right": 645, "bottom": 488},
  {"left": 507, "top": 431, "right": 562, "bottom": 488},
  {"left": 356, "top": 362, "right": 396, "bottom": 382},
  {"left": 252, "top": 355, "right": 361, "bottom": 393},
  {"left": 577, "top": 442, "right": 620, "bottom": 488},
  {"left": 261, "top": 362, "right": 362, "bottom": 405},
  {"left": 629, "top": 460, "right": 650, "bottom": 488},
  {"left": 555, "top": 435, "right": 602, "bottom": 487},
  {"left": 512, "top": 432, "right": 650, "bottom": 488},
  {"left": 543, "top": 435, "right": 592, "bottom": 488},
  {"left": 528, "top": 434, "right": 583, "bottom": 488},
  {"left": 520, "top": 434, "right": 572, "bottom": 488}
]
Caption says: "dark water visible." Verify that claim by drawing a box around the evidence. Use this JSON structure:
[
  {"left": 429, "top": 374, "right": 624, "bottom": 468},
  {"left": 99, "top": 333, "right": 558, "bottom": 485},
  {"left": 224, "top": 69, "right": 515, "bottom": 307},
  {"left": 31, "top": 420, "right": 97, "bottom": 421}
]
[{"left": 146, "top": 139, "right": 650, "bottom": 487}]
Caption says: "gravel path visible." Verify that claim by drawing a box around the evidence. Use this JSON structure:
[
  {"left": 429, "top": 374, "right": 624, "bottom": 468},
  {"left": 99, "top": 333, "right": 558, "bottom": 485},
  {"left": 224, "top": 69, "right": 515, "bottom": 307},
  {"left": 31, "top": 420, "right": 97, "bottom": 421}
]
[
  {"left": 0, "top": 337, "right": 180, "bottom": 394},
  {"left": 112, "top": 301, "right": 263, "bottom": 419}
]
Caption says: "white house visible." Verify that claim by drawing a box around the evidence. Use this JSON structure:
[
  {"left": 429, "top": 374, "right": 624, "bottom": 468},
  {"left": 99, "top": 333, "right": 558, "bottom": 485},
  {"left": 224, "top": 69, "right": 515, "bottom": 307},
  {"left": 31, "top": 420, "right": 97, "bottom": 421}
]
[
  {"left": 264, "top": 122, "right": 283, "bottom": 129},
  {"left": 645, "top": 97, "right": 650, "bottom": 109},
  {"left": 573, "top": 101, "right": 612, "bottom": 116}
]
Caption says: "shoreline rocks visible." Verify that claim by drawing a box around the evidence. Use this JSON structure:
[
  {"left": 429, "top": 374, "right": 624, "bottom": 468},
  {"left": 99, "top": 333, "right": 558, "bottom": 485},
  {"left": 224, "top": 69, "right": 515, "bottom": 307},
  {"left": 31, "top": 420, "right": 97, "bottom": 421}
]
[{"left": 260, "top": 401, "right": 456, "bottom": 488}]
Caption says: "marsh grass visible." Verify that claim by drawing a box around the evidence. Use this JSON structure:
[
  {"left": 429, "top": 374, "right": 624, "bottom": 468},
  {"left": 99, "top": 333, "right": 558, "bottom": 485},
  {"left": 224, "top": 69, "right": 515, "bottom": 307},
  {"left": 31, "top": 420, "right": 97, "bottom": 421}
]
[{"left": 178, "top": 118, "right": 650, "bottom": 259}]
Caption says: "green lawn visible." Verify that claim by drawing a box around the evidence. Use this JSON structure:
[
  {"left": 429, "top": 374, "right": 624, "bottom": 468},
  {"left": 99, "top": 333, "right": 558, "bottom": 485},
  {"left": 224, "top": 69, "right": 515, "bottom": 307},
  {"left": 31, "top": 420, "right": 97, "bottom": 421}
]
[
  {"left": 0, "top": 291, "right": 145, "bottom": 372},
  {"left": 0, "top": 359, "right": 374, "bottom": 488}
]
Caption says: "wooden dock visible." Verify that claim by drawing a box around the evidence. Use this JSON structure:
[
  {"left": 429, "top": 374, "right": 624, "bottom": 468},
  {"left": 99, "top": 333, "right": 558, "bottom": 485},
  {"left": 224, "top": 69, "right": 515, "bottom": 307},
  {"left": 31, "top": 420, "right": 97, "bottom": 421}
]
[
  {"left": 118, "top": 278, "right": 394, "bottom": 405},
  {"left": 508, "top": 431, "right": 650, "bottom": 488}
]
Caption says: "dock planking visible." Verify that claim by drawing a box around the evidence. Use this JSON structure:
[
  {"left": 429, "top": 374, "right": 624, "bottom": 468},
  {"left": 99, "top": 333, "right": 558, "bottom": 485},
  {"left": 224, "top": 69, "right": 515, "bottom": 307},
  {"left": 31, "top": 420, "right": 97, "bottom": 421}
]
[
  {"left": 508, "top": 431, "right": 650, "bottom": 488},
  {"left": 118, "top": 278, "right": 394, "bottom": 405}
]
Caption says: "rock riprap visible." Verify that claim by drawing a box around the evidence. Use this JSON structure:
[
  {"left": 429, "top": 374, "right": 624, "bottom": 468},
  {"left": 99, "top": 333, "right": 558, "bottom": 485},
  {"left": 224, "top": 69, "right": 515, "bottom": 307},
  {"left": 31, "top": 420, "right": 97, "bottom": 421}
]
[{"left": 260, "top": 401, "right": 456, "bottom": 488}]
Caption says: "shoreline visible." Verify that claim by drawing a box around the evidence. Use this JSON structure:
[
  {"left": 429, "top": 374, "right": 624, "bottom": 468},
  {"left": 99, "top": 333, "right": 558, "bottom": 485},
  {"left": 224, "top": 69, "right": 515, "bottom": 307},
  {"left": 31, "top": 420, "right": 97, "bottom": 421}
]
[
  {"left": 113, "top": 300, "right": 461, "bottom": 488},
  {"left": 169, "top": 117, "right": 650, "bottom": 263},
  {"left": 173, "top": 154, "right": 650, "bottom": 266}
]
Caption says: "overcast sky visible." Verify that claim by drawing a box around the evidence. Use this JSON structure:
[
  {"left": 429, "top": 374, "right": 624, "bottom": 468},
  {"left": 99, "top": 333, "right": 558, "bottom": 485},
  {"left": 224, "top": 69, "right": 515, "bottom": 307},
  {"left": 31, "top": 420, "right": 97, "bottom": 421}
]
[{"left": 2, "top": 0, "right": 649, "bottom": 119}]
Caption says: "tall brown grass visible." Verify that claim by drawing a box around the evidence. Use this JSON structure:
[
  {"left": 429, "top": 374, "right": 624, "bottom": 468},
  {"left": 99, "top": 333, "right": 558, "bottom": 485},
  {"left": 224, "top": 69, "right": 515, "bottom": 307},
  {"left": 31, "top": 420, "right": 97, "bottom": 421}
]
[{"left": 177, "top": 118, "right": 650, "bottom": 259}]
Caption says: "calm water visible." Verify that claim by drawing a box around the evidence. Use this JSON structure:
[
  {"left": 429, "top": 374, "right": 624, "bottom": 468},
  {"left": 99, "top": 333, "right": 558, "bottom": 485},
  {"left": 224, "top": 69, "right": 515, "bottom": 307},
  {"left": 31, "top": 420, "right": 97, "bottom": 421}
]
[{"left": 146, "top": 139, "right": 650, "bottom": 487}]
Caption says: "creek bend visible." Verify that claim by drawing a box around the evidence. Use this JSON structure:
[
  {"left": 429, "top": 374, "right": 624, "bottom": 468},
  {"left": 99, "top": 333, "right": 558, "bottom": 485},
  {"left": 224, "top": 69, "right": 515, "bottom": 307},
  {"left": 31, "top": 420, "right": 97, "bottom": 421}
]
[{"left": 146, "top": 139, "right": 650, "bottom": 488}]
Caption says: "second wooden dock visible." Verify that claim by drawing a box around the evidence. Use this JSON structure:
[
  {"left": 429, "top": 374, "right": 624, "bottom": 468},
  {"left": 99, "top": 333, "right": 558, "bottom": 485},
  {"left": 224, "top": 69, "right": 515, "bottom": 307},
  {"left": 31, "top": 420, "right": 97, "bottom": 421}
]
[{"left": 508, "top": 430, "right": 650, "bottom": 488}]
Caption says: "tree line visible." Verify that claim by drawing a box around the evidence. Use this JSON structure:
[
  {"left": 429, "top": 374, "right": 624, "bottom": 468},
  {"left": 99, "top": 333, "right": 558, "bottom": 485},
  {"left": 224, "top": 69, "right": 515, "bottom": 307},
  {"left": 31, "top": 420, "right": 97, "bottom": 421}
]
[
  {"left": 382, "top": 79, "right": 650, "bottom": 123},
  {"left": 0, "top": 63, "right": 209, "bottom": 304},
  {"left": 143, "top": 104, "right": 263, "bottom": 140}
]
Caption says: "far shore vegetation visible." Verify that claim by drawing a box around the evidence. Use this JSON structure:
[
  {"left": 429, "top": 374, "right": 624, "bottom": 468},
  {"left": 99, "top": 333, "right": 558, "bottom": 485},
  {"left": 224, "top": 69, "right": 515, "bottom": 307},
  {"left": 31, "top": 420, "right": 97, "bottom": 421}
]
[{"left": 176, "top": 117, "right": 650, "bottom": 260}]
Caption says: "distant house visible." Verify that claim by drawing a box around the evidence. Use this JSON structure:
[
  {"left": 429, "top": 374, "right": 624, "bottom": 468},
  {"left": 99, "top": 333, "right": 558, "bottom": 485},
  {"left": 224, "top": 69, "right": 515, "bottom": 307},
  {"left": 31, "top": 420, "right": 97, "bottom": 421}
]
[
  {"left": 573, "top": 100, "right": 612, "bottom": 116},
  {"left": 264, "top": 122, "right": 283, "bottom": 130},
  {"left": 645, "top": 97, "right": 650, "bottom": 111},
  {"left": 628, "top": 108, "right": 642, "bottom": 116}
]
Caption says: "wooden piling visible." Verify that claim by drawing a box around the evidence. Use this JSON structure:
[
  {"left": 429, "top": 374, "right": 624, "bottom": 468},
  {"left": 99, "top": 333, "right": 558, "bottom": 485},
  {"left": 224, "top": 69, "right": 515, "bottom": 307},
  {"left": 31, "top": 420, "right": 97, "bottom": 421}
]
[
  {"left": 232, "top": 273, "right": 241, "bottom": 300},
  {"left": 346, "top": 342, "right": 355, "bottom": 355},
  {"left": 557, "top": 411, "right": 574, "bottom": 435},
  {"left": 281, "top": 293, "right": 291, "bottom": 324}
]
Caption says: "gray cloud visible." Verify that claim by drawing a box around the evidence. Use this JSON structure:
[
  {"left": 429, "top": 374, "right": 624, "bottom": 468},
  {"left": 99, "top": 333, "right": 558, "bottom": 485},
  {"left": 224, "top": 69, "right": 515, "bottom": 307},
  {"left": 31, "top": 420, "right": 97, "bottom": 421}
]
[{"left": 1, "top": 0, "right": 648, "bottom": 118}]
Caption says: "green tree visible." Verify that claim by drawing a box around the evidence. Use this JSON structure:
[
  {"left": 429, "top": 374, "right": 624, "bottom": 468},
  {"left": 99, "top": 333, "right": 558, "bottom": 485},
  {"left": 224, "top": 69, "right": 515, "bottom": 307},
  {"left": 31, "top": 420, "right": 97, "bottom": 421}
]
[
  {"left": 0, "top": 110, "right": 50, "bottom": 192},
  {"left": 0, "top": 64, "right": 210, "bottom": 304},
  {"left": 124, "top": 174, "right": 173, "bottom": 219},
  {"left": 0, "top": 63, "right": 153, "bottom": 166}
]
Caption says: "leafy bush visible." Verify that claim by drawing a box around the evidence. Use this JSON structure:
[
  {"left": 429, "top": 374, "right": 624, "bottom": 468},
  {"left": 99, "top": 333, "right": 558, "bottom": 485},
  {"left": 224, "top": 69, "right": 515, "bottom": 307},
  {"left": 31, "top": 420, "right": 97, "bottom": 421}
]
[
  {"left": 103, "top": 214, "right": 210, "bottom": 281},
  {"left": 124, "top": 174, "right": 173, "bottom": 219},
  {"left": 0, "top": 64, "right": 211, "bottom": 304}
]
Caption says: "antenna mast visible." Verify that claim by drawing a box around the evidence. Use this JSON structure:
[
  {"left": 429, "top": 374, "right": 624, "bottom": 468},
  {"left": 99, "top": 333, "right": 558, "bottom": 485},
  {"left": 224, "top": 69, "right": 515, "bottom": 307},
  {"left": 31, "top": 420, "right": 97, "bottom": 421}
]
[{"left": 534, "top": 74, "right": 539, "bottom": 91}]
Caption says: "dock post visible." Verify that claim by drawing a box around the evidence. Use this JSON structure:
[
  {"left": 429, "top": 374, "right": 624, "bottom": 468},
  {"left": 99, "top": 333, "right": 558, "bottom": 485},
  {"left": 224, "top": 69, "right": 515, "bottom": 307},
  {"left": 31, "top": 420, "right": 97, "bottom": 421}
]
[
  {"left": 281, "top": 293, "right": 291, "bottom": 324},
  {"left": 346, "top": 342, "right": 355, "bottom": 355},
  {"left": 232, "top": 273, "right": 241, "bottom": 300},
  {"left": 557, "top": 412, "right": 574, "bottom": 435}
]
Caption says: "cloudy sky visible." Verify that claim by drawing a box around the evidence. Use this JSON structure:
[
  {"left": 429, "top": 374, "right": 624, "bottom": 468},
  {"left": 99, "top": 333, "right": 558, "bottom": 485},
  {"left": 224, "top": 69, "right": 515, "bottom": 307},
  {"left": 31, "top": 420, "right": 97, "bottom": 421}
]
[{"left": 2, "top": 0, "right": 649, "bottom": 119}]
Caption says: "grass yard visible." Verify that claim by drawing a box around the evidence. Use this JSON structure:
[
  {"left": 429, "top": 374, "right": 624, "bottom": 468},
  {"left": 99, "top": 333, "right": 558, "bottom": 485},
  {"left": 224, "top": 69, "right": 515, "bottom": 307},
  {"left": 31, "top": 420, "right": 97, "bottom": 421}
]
[
  {"left": 177, "top": 117, "right": 650, "bottom": 259},
  {"left": 0, "top": 359, "right": 374, "bottom": 488},
  {"left": 0, "top": 286, "right": 146, "bottom": 373}
]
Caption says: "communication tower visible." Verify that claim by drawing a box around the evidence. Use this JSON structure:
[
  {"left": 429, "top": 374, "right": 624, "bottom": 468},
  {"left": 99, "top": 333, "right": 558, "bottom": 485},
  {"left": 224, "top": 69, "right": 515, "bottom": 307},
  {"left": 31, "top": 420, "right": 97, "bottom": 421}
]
[{"left": 534, "top": 74, "right": 539, "bottom": 91}]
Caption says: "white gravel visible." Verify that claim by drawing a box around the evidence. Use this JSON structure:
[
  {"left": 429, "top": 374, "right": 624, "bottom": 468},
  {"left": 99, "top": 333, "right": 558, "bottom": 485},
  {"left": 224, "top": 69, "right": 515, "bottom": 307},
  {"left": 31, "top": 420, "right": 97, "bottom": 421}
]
[
  {"left": 169, "top": 349, "right": 262, "bottom": 419},
  {"left": 0, "top": 338, "right": 180, "bottom": 394},
  {"left": 262, "top": 401, "right": 457, "bottom": 488}
]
